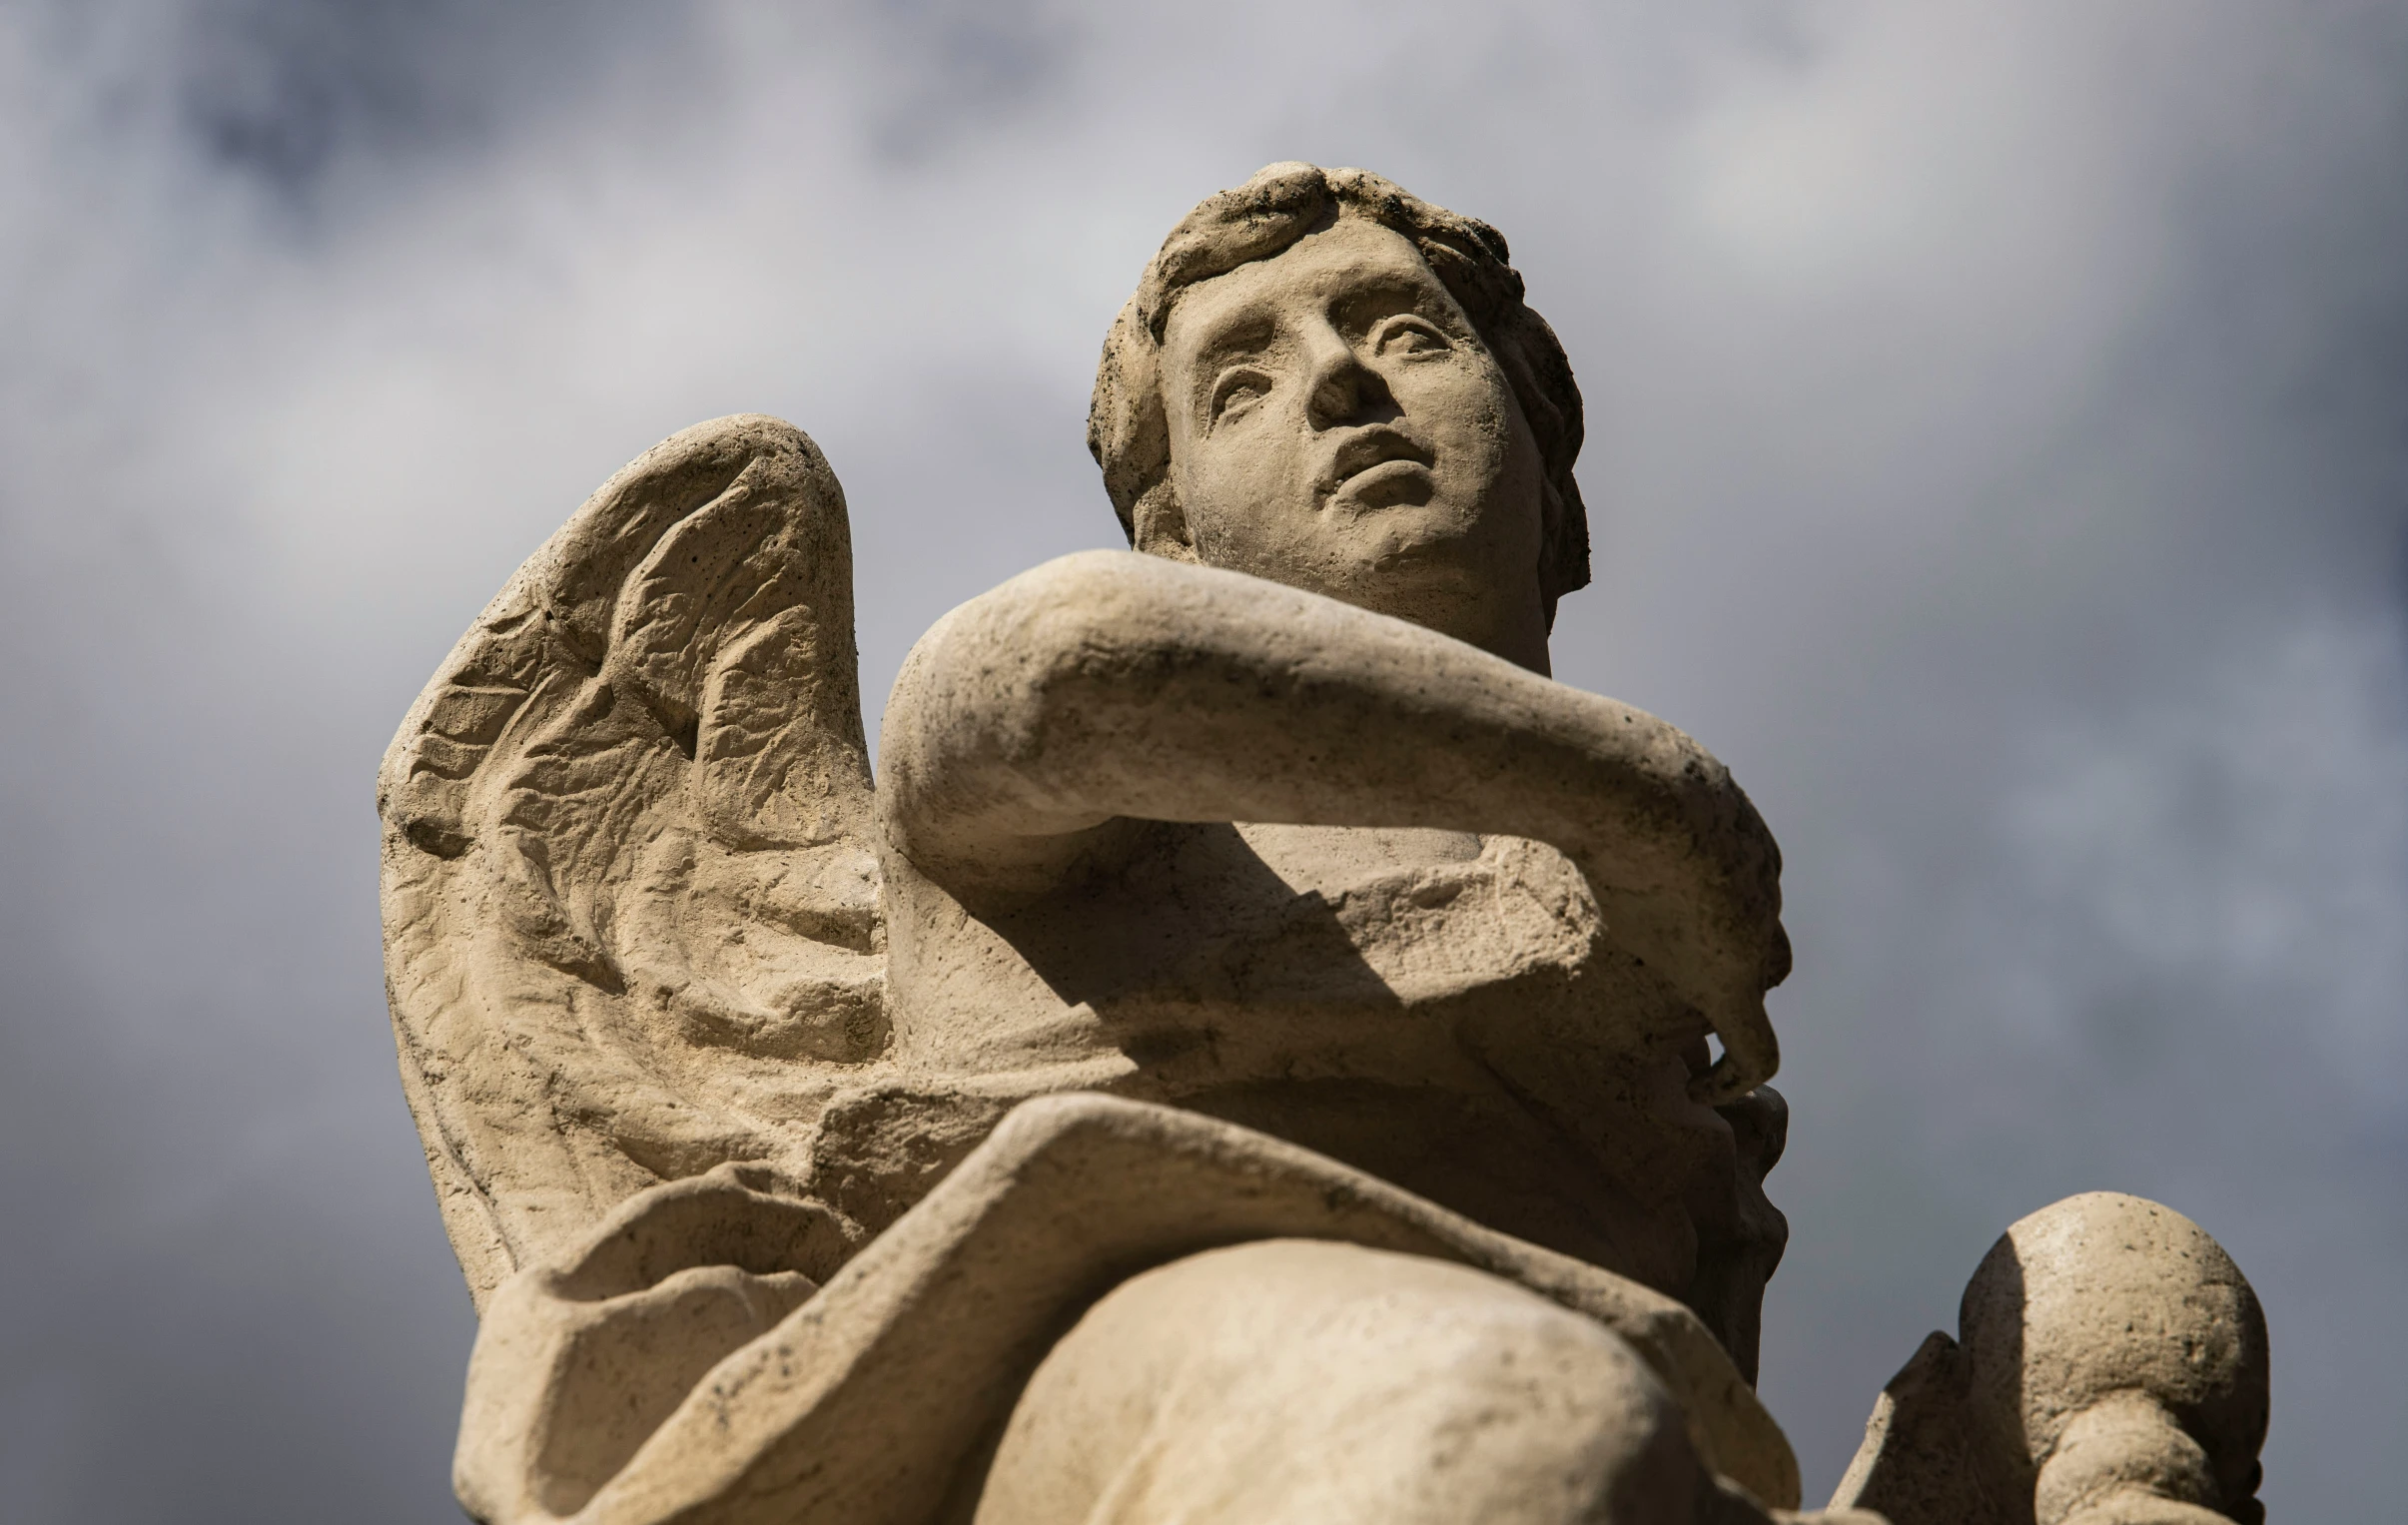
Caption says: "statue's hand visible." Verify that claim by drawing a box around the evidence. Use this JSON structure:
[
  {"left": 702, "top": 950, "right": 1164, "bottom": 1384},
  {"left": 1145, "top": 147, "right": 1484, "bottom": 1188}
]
[
  {"left": 1565, "top": 721, "right": 1790, "bottom": 1107},
  {"left": 452, "top": 1164, "right": 851, "bottom": 1525}
]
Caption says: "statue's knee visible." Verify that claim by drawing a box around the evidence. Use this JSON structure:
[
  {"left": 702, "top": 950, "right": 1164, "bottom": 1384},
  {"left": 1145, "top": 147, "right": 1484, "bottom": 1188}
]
[{"left": 978, "top": 1238, "right": 1744, "bottom": 1525}]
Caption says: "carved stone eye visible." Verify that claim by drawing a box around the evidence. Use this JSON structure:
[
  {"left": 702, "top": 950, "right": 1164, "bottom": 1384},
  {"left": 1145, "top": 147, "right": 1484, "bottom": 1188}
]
[
  {"left": 1374, "top": 317, "right": 1449, "bottom": 357},
  {"left": 1211, "top": 370, "right": 1270, "bottom": 423}
]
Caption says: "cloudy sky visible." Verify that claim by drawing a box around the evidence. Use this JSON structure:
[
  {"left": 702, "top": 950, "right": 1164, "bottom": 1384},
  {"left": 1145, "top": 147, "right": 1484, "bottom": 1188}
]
[{"left": 1, "top": 1, "right": 2402, "bottom": 1518}]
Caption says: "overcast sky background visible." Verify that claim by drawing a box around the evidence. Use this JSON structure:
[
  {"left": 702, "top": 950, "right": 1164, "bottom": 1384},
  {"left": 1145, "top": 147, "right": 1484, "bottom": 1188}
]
[{"left": 1, "top": 2, "right": 2402, "bottom": 1519}]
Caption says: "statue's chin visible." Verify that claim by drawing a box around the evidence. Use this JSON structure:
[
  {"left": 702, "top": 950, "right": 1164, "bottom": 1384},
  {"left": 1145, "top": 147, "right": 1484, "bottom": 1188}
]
[{"left": 1292, "top": 492, "right": 1543, "bottom": 644}]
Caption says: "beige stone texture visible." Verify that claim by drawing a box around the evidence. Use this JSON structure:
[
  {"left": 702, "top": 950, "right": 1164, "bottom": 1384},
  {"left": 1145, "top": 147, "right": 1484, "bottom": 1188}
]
[
  {"left": 380, "top": 163, "right": 2269, "bottom": 1523},
  {"left": 1831, "top": 1192, "right": 2268, "bottom": 1525},
  {"left": 452, "top": 1095, "right": 1808, "bottom": 1524}
]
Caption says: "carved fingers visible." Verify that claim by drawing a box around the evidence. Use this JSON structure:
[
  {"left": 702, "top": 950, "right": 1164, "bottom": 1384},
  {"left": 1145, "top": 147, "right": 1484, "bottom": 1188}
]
[{"left": 1582, "top": 865, "right": 1786, "bottom": 1106}]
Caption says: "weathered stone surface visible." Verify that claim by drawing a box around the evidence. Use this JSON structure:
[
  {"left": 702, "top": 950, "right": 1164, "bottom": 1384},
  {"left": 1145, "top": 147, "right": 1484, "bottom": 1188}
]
[
  {"left": 455, "top": 1095, "right": 1805, "bottom": 1524},
  {"left": 1832, "top": 1193, "right": 2268, "bottom": 1525},
  {"left": 383, "top": 162, "right": 2269, "bottom": 1524}
]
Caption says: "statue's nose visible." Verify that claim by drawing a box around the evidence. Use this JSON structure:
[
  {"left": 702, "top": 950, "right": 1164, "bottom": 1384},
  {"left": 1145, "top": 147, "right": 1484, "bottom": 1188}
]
[{"left": 1302, "top": 326, "right": 1389, "bottom": 429}]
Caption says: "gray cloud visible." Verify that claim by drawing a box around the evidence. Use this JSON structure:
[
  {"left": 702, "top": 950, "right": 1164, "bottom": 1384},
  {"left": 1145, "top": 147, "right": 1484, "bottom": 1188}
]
[{"left": 2, "top": 2, "right": 2402, "bottom": 1517}]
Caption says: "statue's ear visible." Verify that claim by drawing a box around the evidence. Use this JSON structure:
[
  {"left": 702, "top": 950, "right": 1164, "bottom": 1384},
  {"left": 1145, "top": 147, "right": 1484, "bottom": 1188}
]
[{"left": 1130, "top": 483, "right": 1199, "bottom": 563}]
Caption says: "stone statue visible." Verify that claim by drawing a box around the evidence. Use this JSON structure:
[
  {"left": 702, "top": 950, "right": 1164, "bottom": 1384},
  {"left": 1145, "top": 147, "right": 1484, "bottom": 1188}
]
[{"left": 380, "top": 164, "right": 2269, "bottom": 1525}]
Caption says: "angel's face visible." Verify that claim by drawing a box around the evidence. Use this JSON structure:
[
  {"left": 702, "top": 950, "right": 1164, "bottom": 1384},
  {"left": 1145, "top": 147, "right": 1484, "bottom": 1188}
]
[{"left": 1154, "top": 217, "right": 1552, "bottom": 672}]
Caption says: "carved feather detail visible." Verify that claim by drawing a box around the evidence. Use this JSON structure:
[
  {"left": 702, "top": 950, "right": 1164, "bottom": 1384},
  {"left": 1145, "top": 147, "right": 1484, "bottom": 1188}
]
[{"left": 378, "top": 415, "right": 884, "bottom": 1306}]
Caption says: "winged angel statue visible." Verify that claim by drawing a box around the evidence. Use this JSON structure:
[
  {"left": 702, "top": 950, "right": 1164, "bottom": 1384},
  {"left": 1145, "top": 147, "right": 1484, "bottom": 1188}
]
[{"left": 382, "top": 166, "right": 2270, "bottom": 1525}]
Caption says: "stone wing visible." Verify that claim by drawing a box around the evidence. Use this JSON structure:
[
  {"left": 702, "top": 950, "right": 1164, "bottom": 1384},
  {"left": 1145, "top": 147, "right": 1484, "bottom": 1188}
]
[{"left": 378, "top": 415, "right": 885, "bottom": 1306}]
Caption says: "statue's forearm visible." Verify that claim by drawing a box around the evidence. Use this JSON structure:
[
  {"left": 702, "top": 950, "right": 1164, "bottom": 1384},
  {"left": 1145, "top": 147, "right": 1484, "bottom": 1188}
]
[
  {"left": 882, "top": 554, "right": 1705, "bottom": 869},
  {"left": 877, "top": 552, "right": 1785, "bottom": 1097}
]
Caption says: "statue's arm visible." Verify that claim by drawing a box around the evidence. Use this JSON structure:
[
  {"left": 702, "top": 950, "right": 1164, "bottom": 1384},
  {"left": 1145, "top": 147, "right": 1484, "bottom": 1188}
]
[{"left": 878, "top": 550, "right": 1786, "bottom": 1101}]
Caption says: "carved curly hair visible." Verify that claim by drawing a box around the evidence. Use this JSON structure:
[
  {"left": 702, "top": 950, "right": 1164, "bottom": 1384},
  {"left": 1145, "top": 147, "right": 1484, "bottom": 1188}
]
[{"left": 1088, "top": 162, "right": 1591, "bottom": 623}]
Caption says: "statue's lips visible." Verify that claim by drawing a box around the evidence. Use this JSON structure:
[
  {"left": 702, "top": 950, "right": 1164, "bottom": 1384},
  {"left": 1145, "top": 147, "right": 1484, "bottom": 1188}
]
[
  {"left": 1333, "top": 459, "right": 1434, "bottom": 504},
  {"left": 1320, "top": 429, "right": 1436, "bottom": 501}
]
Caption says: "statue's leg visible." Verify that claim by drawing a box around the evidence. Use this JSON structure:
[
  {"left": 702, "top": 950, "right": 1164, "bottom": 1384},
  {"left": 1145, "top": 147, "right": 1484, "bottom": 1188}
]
[
  {"left": 976, "top": 1238, "right": 1779, "bottom": 1525},
  {"left": 500, "top": 1097, "right": 1811, "bottom": 1525}
]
